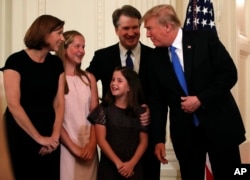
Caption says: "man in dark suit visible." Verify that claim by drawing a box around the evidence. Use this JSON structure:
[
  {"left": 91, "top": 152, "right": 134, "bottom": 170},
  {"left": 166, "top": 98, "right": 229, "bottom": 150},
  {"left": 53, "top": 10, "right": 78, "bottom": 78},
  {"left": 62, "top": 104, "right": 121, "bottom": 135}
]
[
  {"left": 142, "top": 4, "right": 246, "bottom": 180},
  {"left": 86, "top": 5, "right": 161, "bottom": 180}
]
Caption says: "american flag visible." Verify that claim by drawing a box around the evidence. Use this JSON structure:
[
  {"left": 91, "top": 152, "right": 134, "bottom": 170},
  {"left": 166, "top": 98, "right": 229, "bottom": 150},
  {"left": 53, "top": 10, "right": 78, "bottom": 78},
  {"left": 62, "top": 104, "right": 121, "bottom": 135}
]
[
  {"left": 183, "top": 0, "right": 217, "bottom": 33},
  {"left": 183, "top": 1, "right": 216, "bottom": 180},
  {"left": 205, "top": 153, "right": 214, "bottom": 180}
]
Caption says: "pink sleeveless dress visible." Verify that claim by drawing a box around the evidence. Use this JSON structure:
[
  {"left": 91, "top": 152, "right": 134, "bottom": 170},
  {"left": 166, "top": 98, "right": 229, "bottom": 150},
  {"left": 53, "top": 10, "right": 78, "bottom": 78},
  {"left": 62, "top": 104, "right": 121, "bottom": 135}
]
[{"left": 60, "top": 75, "right": 98, "bottom": 180}]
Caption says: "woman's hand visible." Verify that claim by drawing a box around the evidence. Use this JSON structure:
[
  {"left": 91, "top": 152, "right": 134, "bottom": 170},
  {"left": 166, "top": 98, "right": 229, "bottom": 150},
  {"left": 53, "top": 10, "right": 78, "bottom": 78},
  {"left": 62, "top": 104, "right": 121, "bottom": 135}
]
[{"left": 38, "top": 136, "right": 59, "bottom": 155}]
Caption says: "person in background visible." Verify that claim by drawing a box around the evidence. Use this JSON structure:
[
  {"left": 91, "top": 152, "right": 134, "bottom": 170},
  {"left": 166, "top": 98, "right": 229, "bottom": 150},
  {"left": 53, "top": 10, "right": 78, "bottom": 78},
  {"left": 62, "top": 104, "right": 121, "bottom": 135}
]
[
  {"left": 88, "top": 66, "right": 148, "bottom": 180},
  {"left": 0, "top": 77, "right": 14, "bottom": 180},
  {"left": 142, "top": 4, "right": 246, "bottom": 180},
  {"left": 0, "top": 118, "right": 14, "bottom": 180},
  {"left": 56, "top": 30, "right": 99, "bottom": 180},
  {"left": 1, "top": 14, "right": 65, "bottom": 180},
  {"left": 86, "top": 5, "right": 159, "bottom": 179}
]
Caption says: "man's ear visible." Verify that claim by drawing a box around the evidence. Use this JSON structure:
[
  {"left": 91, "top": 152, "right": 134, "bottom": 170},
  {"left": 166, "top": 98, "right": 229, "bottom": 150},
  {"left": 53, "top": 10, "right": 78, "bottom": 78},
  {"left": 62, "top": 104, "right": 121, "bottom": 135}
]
[{"left": 165, "top": 23, "right": 171, "bottom": 32}]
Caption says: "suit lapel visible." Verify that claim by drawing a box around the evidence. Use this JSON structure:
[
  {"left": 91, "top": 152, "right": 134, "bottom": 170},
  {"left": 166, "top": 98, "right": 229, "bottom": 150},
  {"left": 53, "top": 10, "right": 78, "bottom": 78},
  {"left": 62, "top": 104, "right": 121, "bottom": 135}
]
[
  {"left": 182, "top": 31, "right": 194, "bottom": 89},
  {"left": 157, "top": 47, "right": 171, "bottom": 69},
  {"left": 112, "top": 44, "right": 122, "bottom": 67},
  {"left": 154, "top": 47, "right": 188, "bottom": 95},
  {"left": 156, "top": 47, "right": 175, "bottom": 79}
]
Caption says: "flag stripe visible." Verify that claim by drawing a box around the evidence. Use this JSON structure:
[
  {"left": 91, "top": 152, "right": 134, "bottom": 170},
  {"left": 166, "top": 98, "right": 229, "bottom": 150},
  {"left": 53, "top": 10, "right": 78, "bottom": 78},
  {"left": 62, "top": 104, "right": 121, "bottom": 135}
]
[{"left": 205, "top": 165, "right": 214, "bottom": 180}]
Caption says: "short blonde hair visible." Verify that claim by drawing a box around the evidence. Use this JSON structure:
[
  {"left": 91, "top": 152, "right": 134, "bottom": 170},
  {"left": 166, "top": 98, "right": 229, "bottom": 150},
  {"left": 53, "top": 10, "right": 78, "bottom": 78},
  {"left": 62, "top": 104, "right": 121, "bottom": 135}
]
[{"left": 142, "top": 4, "right": 181, "bottom": 28}]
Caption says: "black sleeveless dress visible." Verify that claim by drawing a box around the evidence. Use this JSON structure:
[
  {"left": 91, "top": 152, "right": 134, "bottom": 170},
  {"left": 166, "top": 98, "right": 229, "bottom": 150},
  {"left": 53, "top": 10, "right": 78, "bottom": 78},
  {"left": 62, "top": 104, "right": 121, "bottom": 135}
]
[{"left": 3, "top": 50, "right": 64, "bottom": 180}]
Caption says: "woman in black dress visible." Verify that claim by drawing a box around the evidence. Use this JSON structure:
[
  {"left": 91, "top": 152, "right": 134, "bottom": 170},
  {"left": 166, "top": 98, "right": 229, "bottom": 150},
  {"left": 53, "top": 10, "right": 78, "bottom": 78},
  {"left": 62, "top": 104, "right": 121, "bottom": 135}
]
[
  {"left": 1, "top": 15, "right": 65, "bottom": 180},
  {"left": 88, "top": 67, "right": 148, "bottom": 180}
]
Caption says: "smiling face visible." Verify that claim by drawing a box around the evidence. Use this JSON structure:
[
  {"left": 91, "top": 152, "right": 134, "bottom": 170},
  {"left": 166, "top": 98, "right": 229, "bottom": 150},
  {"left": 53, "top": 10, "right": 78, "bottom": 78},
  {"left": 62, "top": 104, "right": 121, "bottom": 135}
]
[
  {"left": 65, "top": 35, "right": 85, "bottom": 65},
  {"left": 45, "top": 27, "right": 65, "bottom": 51},
  {"left": 115, "top": 15, "right": 140, "bottom": 50},
  {"left": 110, "top": 70, "right": 130, "bottom": 98}
]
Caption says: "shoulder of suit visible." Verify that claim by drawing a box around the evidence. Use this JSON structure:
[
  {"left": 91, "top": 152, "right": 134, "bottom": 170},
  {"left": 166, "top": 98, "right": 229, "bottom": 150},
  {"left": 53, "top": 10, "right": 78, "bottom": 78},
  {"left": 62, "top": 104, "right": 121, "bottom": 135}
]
[
  {"left": 94, "top": 43, "right": 119, "bottom": 54},
  {"left": 140, "top": 42, "right": 153, "bottom": 49},
  {"left": 183, "top": 29, "right": 216, "bottom": 37}
]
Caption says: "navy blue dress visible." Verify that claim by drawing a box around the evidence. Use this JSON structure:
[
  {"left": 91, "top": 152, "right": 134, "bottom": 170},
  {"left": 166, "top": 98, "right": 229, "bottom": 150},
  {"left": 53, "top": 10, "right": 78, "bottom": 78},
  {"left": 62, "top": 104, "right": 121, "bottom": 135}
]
[{"left": 3, "top": 50, "right": 64, "bottom": 180}]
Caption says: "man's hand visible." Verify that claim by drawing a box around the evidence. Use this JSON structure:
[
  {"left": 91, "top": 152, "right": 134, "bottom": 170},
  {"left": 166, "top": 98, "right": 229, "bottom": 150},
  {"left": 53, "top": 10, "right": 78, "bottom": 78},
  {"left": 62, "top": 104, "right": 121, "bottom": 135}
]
[
  {"left": 181, "top": 96, "right": 201, "bottom": 113},
  {"left": 155, "top": 143, "right": 168, "bottom": 164},
  {"left": 139, "top": 104, "right": 150, "bottom": 126}
]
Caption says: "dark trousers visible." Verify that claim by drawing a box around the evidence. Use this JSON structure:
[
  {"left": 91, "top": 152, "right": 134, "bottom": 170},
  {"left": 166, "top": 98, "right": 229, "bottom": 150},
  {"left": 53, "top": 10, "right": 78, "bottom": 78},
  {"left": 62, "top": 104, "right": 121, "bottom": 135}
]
[
  {"left": 173, "top": 124, "right": 241, "bottom": 180},
  {"left": 141, "top": 139, "right": 161, "bottom": 180}
]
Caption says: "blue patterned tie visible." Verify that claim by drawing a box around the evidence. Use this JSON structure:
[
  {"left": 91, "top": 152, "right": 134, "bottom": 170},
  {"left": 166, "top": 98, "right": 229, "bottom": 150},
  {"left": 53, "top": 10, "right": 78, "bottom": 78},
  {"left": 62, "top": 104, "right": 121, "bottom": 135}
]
[
  {"left": 170, "top": 46, "right": 199, "bottom": 126},
  {"left": 126, "top": 50, "right": 134, "bottom": 68}
]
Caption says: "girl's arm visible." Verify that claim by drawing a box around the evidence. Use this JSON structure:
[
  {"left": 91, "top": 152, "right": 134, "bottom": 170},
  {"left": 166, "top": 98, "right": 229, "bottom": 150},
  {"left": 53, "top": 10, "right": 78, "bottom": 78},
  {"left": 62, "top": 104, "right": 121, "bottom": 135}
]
[
  {"left": 60, "top": 126, "right": 83, "bottom": 157},
  {"left": 118, "top": 132, "right": 148, "bottom": 177},
  {"left": 129, "top": 132, "right": 148, "bottom": 166},
  {"left": 80, "top": 72, "right": 99, "bottom": 160},
  {"left": 95, "top": 124, "right": 123, "bottom": 168},
  {"left": 80, "top": 125, "right": 97, "bottom": 161},
  {"left": 87, "top": 72, "right": 99, "bottom": 148},
  {"left": 88, "top": 72, "right": 99, "bottom": 112}
]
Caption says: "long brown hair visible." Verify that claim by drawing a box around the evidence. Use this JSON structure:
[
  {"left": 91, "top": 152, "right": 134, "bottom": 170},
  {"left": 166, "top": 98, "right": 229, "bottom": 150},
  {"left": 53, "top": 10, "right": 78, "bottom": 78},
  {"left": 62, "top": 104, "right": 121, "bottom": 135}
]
[
  {"left": 103, "top": 66, "right": 145, "bottom": 116},
  {"left": 56, "top": 30, "right": 90, "bottom": 94}
]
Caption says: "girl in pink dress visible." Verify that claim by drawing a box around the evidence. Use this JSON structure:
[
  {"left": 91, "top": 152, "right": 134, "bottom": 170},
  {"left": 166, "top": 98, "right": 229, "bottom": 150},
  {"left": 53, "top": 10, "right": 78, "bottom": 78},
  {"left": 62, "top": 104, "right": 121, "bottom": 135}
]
[{"left": 57, "top": 30, "right": 99, "bottom": 180}]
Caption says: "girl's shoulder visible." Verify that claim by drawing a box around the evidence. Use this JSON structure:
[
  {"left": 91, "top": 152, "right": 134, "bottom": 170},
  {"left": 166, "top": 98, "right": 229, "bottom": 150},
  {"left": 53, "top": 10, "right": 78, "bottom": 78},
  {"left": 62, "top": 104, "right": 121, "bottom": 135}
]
[
  {"left": 87, "top": 104, "right": 108, "bottom": 125},
  {"left": 85, "top": 71, "right": 96, "bottom": 82}
]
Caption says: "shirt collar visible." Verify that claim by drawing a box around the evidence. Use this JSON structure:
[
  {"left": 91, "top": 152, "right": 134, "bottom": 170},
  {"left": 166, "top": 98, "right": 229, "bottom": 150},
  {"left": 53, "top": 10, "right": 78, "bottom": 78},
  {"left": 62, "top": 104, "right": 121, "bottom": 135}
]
[
  {"left": 119, "top": 42, "right": 140, "bottom": 56},
  {"left": 171, "top": 28, "right": 182, "bottom": 50}
]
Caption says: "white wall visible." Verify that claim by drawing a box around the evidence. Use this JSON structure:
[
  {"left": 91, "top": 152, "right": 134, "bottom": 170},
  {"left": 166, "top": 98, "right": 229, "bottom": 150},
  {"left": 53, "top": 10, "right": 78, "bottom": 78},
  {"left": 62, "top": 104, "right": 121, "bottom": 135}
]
[{"left": 236, "top": 0, "right": 250, "bottom": 163}]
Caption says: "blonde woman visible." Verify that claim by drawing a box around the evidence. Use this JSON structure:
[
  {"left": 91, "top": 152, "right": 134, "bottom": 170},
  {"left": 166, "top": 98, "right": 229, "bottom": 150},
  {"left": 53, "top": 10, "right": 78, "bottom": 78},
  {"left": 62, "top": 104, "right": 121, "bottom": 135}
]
[{"left": 0, "top": 75, "right": 14, "bottom": 180}]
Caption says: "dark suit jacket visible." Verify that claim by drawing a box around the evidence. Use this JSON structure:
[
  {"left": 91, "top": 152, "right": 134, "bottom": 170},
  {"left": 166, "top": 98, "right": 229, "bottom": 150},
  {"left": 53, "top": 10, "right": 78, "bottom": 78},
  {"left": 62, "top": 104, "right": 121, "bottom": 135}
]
[
  {"left": 86, "top": 42, "right": 153, "bottom": 102},
  {"left": 147, "top": 30, "right": 246, "bottom": 148}
]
